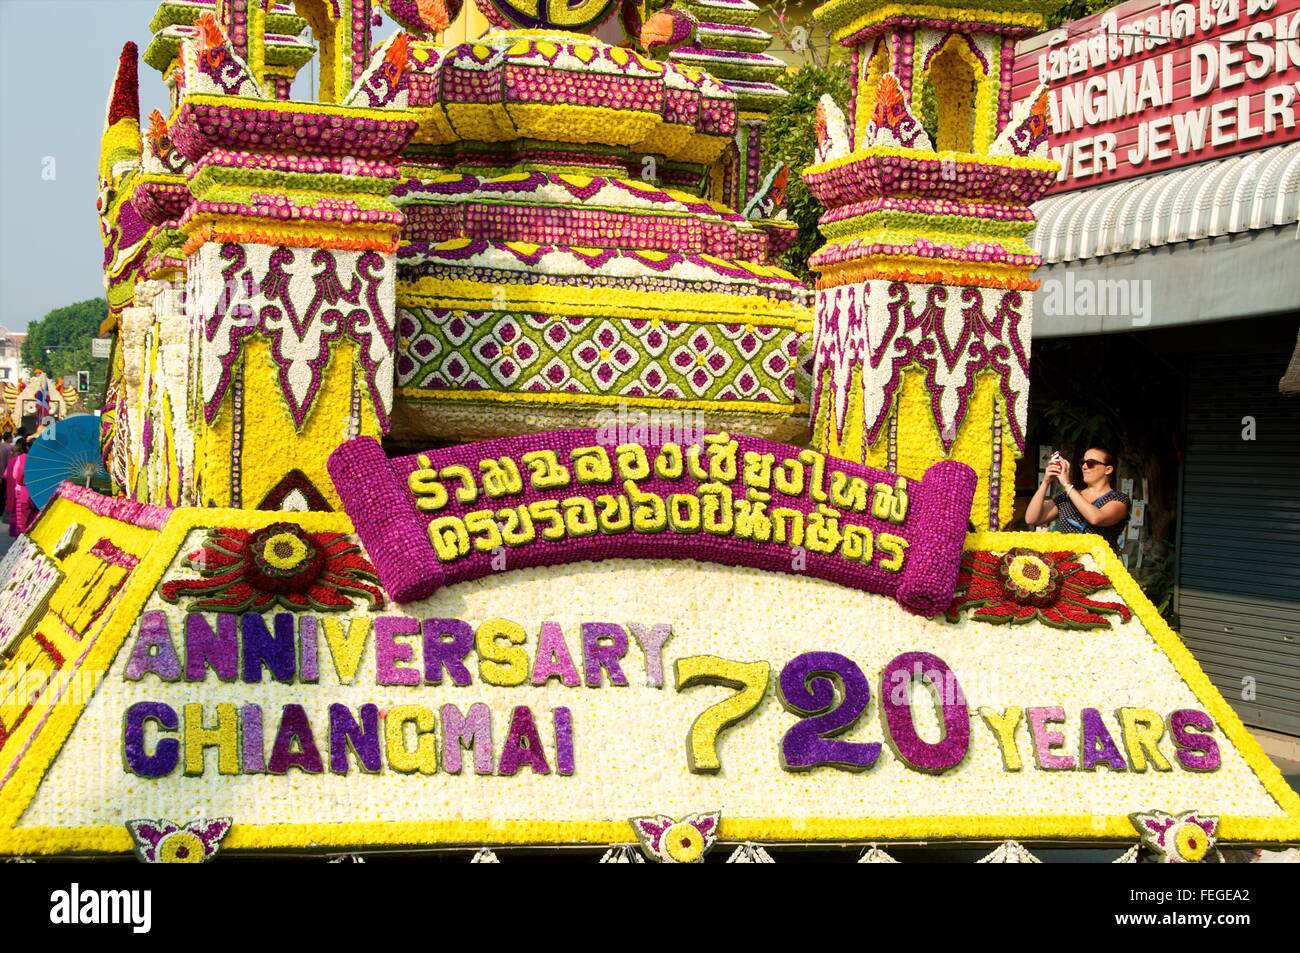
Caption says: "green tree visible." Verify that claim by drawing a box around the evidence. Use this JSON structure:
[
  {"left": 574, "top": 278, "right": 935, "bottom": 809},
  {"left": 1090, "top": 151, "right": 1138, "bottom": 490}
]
[
  {"left": 760, "top": 0, "right": 1121, "bottom": 284},
  {"left": 764, "top": 60, "right": 852, "bottom": 285},
  {"left": 20, "top": 298, "right": 109, "bottom": 410},
  {"left": 1047, "top": 0, "right": 1122, "bottom": 28}
]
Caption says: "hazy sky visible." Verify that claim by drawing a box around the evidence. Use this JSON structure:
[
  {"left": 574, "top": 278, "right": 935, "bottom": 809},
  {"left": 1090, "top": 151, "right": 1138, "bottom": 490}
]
[
  {"left": 0, "top": 0, "right": 404, "bottom": 331},
  {"left": 1, "top": 1, "right": 166, "bottom": 330}
]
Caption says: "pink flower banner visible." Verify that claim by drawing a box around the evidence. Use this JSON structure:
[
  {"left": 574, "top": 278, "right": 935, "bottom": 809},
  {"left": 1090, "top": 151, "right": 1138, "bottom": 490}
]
[{"left": 327, "top": 429, "right": 975, "bottom": 615}]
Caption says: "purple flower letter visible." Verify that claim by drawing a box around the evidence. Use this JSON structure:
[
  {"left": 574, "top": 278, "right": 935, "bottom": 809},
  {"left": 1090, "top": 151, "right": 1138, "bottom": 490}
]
[{"left": 879, "top": 652, "right": 969, "bottom": 774}]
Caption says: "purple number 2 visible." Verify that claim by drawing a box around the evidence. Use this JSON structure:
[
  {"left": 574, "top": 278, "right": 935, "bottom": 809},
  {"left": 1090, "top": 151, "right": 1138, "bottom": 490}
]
[{"left": 777, "top": 652, "right": 881, "bottom": 772}]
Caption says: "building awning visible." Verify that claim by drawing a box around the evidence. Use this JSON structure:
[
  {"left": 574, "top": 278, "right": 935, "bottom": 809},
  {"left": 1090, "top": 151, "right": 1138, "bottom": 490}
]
[
  {"left": 1028, "top": 143, "right": 1300, "bottom": 338},
  {"left": 1031, "top": 143, "right": 1300, "bottom": 264}
]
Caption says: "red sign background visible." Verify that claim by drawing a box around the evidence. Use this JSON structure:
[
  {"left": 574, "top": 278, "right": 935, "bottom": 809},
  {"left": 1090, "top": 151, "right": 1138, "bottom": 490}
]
[{"left": 1013, "top": 0, "right": 1300, "bottom": 193}]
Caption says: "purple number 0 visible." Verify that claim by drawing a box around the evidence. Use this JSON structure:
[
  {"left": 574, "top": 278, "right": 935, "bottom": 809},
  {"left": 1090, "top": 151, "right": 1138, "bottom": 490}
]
[{"left": 777, "top": 651, "right": 881, "bottom": 772}]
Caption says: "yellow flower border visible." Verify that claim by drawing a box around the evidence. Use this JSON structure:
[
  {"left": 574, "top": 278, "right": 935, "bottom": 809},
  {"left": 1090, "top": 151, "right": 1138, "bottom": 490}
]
[
  {"left": 805, "top": 144, "right": 1059, "bottom": 177},
  {"left": 395, "top": 386, "right": 809, "bottom": 417},
  {"left": 816, "top": 3, "right": 1048, "bottom": 44},
  {"left": 1, "top": 506, "right": 1297, "bottom": 854},
  {"left": 400, "top": 282, "right": 811, "bottom": 328},
  {"left": 100, "top": 119, "right": 142, "bottom": 181}
]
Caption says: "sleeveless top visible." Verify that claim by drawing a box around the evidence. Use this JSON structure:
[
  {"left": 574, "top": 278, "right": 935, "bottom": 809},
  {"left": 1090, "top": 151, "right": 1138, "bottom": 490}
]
[{"left": 1052, "top": 488, "right": 1131, "bottom": 549}]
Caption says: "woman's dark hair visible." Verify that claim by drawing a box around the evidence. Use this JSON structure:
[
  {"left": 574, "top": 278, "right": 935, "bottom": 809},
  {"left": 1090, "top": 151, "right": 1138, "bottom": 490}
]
[{"left": 1086, "top": 446, "right": 1117, "bottom": 488}]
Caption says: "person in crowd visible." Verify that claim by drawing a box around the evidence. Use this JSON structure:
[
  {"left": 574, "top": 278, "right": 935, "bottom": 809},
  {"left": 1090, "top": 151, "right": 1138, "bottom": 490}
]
[
  {"left": 6, "top": 429, "right": 29, "bottom": 537},
  {"left": 1025, "top": 445, "right": 1131, "bottom": 549},
  {"left": 0, "top": 432, "right": 12, "bottom": 522},
  {"left": 5, "top": 427, "right": 26, "bottom": 532}
]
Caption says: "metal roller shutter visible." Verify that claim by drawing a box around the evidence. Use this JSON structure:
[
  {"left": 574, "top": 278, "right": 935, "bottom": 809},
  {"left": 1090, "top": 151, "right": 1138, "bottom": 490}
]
[{"left": 1177, "top": 352, "right": 1300, "bottom": 735}]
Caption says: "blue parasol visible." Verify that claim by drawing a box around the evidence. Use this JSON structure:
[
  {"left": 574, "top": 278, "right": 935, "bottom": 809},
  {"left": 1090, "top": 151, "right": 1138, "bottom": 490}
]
[{"left": 24, "top": 415, "right": 110, "bottom": 509}]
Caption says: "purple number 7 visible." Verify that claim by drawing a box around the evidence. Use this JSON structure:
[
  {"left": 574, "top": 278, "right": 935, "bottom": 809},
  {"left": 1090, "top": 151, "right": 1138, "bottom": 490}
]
[{"left": 778, "top": 651, "right": 881, "bottom": 772}]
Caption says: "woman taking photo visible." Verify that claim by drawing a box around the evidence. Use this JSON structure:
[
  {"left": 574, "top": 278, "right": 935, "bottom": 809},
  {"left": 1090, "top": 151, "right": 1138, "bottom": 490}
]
[{"left": 1026, "top": 446, "right": 1131, "bottom": 549}]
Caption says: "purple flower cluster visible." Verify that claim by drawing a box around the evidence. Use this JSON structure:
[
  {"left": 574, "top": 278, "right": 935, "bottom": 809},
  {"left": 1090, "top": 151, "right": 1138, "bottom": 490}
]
[
  {"left": 171, "top": 101, "right": 417, "bottom": 162},
  {"left": 810, "top": 237, "right": 1041, "bottom": 270},
  {"left": 822, "top": 196, "right": 1035, "bottom": 224},
  {"left": 182, "top": 199, "right": 402, "bottom": 226},
  {"left": 663, "top": 86, "right": 702, "bottom": 126},
  {"left": 194, "top": 149, "right": 400, "bottom": 179},
  {"left": 55, "top": 483, "right": 173, "bottom": 529},
  {"left": 501, "top": 66, "right": 663, "bottom": 112},
  {"left": 132, "top": 181, "right": 193, "bottom": 227},
  {"left": 469, "top": 204, "right": 701, "bottom": 250},
  {"left": 697, "top": 97, "right": 737, "bottom": 136},
  {"left": 805, "top": 152, "right": 1057, "bottom": 207},
  {"left": 391, "top": 167, "right": 780, "bottom": 257}
]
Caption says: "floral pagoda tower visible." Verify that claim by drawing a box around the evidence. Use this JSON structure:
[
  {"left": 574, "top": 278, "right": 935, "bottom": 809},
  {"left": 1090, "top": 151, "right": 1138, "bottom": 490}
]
[
  {"left": 96, "top": 0, "right": 810, "bottom": 509},
  {"left": 388, "top": 1, "right": 807, "bottom": 444},
  {"left": 661, "top": 0, "right": 789, "bottom": 212},
  {"left": 100, "top": 5, "right": 412, "bottom": 510},
  {"left": 805, "top": 0, "right": 1056, "bottom": 531}
]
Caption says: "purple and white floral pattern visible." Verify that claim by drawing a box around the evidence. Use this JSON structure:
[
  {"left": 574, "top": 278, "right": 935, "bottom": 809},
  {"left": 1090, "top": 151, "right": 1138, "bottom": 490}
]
[
  {"left": 180, "top": 18, "right": 264, "bottom": 100},
  {"left": 570, "top": 321, "right": 639, "bottom": 392},
  {"left": 190, "top": 243, "right": 397, "bottom": 430},
  {"left": 343, "top": 31, "right": 410, "bottom": 110},
  {"left": 126, "top": 817, "right": 232, "bottom": 863},
  {"left": 669, "top": 328, "right": 735, "bottom": 397},
  {"left": 470, "top": 315, "right": 540, "bottom": 386},
  {"left": 814, "top": 280, "right": 1031, "bottom": 453},
  {"left": 991, "top": 85, "right": 1052, "bottom": 159}
]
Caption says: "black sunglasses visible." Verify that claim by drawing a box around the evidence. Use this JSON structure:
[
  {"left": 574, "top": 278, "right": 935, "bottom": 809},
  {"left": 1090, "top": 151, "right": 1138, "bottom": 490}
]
[{"left": 1080, "top": 458, "right": 1109, "bottom": 469}]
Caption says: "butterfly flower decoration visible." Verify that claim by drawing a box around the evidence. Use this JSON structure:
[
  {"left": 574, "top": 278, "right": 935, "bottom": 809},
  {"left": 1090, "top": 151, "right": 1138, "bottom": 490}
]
[
  {"left": 1130, "top": 810, "right": 1219, "bottom": 863},
  {"left": 127, "top": 818, "right": 232, "bottom": 864},
  {"left": 630, "top": 811, "right": 720, "bottom": 863}
]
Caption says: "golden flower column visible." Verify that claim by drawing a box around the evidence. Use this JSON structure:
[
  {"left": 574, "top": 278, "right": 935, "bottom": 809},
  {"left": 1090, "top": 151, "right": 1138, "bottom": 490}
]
[
  {"left": 805, "top": 0, "right": 1058, "bottom": 531},
  {"left": 217, "top": 0, "right": 368, "bottom": 103},
  {"left": 116, "top": 303, "right": 153, "bottom": 500},
  {"left": 151, "top": 297, "right": 195, "bottom": 506}
]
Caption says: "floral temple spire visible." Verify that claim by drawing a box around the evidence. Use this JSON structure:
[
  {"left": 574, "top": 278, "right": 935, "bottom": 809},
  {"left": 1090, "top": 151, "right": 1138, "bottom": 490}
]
[
  {"left": 100, "top": 41, "right": 142, "bottom": 181},
  {"left": 805, "top": 0, "right": 1060, "bottom": 531}
]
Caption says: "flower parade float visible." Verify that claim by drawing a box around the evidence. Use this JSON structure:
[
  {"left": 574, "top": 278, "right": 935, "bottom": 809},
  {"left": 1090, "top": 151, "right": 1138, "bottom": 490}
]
[
  {"left": 0, "top": 0, "right": 1296, "bottom": 864},
  {"left": 1, "top": 374, "right": 83, "bottom": 430}
]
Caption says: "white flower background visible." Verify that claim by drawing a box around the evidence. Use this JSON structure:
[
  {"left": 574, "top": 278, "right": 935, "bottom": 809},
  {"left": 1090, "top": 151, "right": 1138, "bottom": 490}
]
[{"left": 21, "top": 539, "right": 1287, "bottom": 830}]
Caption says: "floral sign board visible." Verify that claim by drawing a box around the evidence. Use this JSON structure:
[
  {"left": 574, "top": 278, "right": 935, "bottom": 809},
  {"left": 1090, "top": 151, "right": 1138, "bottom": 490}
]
[
  {"left": 326, "top": 430, "right": 978, "bottom": 616},
  {"left": 2, "top": 496, "right": 1298, "bottom": 854}
]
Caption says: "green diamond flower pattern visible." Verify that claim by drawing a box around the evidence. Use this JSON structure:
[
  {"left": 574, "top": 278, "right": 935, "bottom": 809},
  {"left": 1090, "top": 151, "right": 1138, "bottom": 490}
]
[{"left": 395, "top": 307, "right": 804, "bottom": 405}]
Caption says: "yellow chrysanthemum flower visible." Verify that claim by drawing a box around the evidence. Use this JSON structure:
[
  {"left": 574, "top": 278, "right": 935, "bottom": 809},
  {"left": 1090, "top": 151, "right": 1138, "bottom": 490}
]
[{"left": 663, "top": 821, "right": 705, "bottom": 863}]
